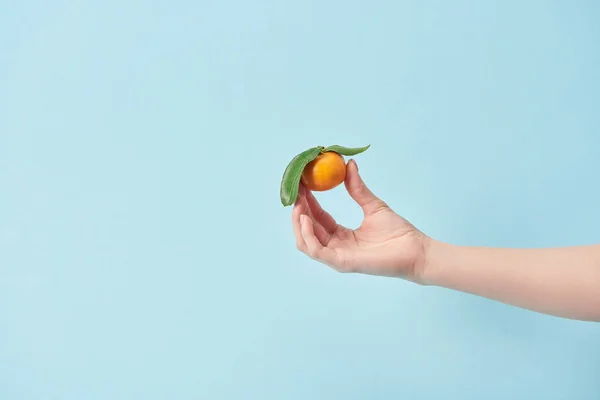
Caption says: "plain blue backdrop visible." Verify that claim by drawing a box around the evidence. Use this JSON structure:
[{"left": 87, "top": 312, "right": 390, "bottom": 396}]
[{"left": 2, "top": 1, "right": 600, "bottom": 399}]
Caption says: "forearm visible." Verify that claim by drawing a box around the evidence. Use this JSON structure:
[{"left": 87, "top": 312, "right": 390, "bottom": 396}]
[{"left": 421, "top": 240, "right": 600, "bottom": 321}]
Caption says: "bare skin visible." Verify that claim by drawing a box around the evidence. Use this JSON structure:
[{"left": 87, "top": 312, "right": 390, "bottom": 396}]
[{"left": 292, "top": 159, "right": 600, "bottom": 322}]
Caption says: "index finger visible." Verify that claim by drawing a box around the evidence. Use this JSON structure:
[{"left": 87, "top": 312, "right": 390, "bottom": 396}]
[{"left": 304, "top": 188, "right": 338, "bottom": 233}]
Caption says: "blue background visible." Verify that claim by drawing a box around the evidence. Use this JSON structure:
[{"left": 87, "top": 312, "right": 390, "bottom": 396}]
[{"left": 2, "top": 1, "right": 600, "bottom": 399}]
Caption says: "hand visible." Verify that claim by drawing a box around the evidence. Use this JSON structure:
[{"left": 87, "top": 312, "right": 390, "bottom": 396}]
[{"left": 292, "top": 159, "right": 430, "bottom": 281}]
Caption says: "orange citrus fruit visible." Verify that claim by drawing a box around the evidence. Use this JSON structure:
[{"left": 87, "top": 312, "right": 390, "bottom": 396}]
[{"left": 301, "top": 151, "right": 346, "bottom": 191}]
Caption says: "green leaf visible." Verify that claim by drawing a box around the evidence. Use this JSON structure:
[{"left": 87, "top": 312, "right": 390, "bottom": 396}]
[
  {"left": 280, "top": 146, "right": 323, "bottom": 206},
  {"left": 323, "top": 144, "right": 370, "bottom": 156}
]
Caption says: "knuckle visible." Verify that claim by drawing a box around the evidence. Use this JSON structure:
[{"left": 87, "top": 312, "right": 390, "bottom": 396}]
[
  {"left": 365, "top": 199, "right": 388, "bottom": 214},
  {"left": 348, "top": 183, "right": 365, "bottom": 196},
  {"left": 333, "top": 265, "right": 349, "bottom": 273},
  {"left": 307, "top": 248, "right": 320, "bottom": 259},
  {"left": 315, "top": 208, "right": 325, "bottom": 220},
  {"left": 372, "top": 203, "right": 389, "bottom": 214},
  {"left": 336, "top": 259, "right": 355, "bottom": 273},
  {"left": 335, "top": 265, "right": 349, "bottom": 273}
]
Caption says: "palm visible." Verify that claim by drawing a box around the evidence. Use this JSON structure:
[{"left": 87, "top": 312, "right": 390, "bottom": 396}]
[{"left": 293, "top": 160, "right": 427, "bottom": 280}]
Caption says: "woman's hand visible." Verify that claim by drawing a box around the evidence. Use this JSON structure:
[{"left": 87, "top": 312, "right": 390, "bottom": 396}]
[
  {"left": 292, "top": 159, "right": 430, "bottom": 281},
  {"left": 293, "top": 159, "right": 600, "bottom": 321}
]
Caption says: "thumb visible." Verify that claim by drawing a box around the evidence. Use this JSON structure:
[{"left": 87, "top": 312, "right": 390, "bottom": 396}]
[{"left": 344, "top": 159, "right": 387, "bottom": 215}]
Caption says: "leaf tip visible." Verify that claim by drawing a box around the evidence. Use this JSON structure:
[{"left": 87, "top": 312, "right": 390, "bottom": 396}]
[{"left": 281, "top": 197, "right": 292, "bottom": 207}]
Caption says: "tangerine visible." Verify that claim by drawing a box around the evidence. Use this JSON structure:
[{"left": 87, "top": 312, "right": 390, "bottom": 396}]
[{"left": 301, "top": 151, "right": 346, "bottom": 191}]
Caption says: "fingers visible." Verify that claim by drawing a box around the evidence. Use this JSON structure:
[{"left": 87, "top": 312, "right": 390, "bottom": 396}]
[
  {"left": 304, "top": 187, "right": 338, "bottom": 233},
  {"left": 292, "top": 200, "right": 307, "bottom": 252},
  {"left": 344, "top": 159, "right": 387, "bottom": 215},
  {"left": 300, "top": 215, "right": 337, "bottom": 265},
  {"left": 292, "top": 188, "right": 331, "bottom": 249},
  {"left": 293, "top": 204, "right": 352, "bottom": 273}
]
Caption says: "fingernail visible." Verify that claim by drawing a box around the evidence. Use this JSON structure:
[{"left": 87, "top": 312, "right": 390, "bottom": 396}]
[
  {"left": 351, "top": 159, "right": 358, "bottom": 171},
  {"left": 300, "top": 214, "right": 305, "bottom": 225}
]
